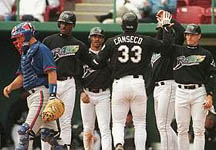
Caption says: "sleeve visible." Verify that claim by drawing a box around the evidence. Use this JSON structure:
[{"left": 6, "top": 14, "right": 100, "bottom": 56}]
[
  {"left": 93, "top": 39, "right": 113, "bottom": 66},
  {"left": 172, "top": 19, "right": 185, "bottom": 45},
  {"left": 41, "top": 45, "right": 56, "bottom": 72},
  {"left": 205, "top": 53, "right": 216, "bottom": 96},
  {"left": 143, "top": 26, "right": 174, "bottom": 53}
]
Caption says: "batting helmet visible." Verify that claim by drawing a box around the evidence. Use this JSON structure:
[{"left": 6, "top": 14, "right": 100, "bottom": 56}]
[
  {"left": 184, "top": 24, "right": 201, "bottom": 35},
  {"left": 88, "top": 27, "right": 104, "bottom": 39},
  {"left": 121, "top": 12, "right": 138, "bottom": 32},
  {"left": 58, "top": 11, "right": 76, "bottom": 27},
  {"left": 11, "top": 22, "right": 35, "bottom": 42}
]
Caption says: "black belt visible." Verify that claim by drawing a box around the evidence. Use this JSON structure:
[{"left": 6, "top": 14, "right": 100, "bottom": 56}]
[
  {"left": 115, "top": 75, "right": 142, "bottom": 80},
  {"left": 155, "top": 81, "right": 165, "bottom": 86},
  {"left": 178, "top": 84, "right": 202, "bottom": 89},
  {"left": 57, "top": 76, "right": 73, "bottom": 81},
  {"left": 85, "top": 88, "right": 107, "bottom": 93}
]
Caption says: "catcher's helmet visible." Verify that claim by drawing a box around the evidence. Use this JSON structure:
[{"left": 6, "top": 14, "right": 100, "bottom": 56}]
[
  {"left": 11, "top": 22, "right": 35, "bottom": 42},
  {"left": 121, "top": 12, "right": 138, "bottom": 32},
  {"left": 184, "top": 24, "right": 201, "bottom": 35},
  {"left": 89, "top": 27, "right": 104, "bottom": 38},
  {"left": 58, "top": 11, "right": 76, "bottom": 27}
]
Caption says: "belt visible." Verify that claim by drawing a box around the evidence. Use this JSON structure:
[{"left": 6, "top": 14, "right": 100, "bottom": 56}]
[
  {"left": 115, "top": 75, "right": 142, "bottom": 80},
  {"left": 57, "top": 76, "right": 73, "bottom": 81},
  {"left": 155, "top": 81, "right": 165, "bottom": 86},
  {"left": 85, "top": 88, "right": 107, "bottom": 93},
  {"left": 178, "top": 84, "right": 202, "bottom": 89}
]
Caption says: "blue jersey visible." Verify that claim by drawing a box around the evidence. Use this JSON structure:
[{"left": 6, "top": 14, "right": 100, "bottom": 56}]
[{"left": 17, "top": 41, "right": 56, "bottom": 90}]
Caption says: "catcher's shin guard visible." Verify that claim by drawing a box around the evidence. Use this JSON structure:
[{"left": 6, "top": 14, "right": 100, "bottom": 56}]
[
  {"left": 41, "top": 128, "right": 67, "bottom": 150},
  {"left": 16, "top": 123, "right": 30, "bottom": 150}
]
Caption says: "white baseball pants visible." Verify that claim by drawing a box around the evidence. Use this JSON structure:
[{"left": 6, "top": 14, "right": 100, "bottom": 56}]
[
  {"left": 175, "top": 85, "right": 208, "bottom": 150},
  {"left": 81, "top": 89, "right": 112, "bottom": 150},
  {"left": 26, "top": 86, "right": 64, "bottom": 150},
  {"left": 154, "top": 80, "right": 177, "bottom": 150},
  {"left": 112, "top": 75, "right": 147, "bottom": 150}
]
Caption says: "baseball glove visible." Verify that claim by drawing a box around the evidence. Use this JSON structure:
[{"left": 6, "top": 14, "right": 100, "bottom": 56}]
[{"left": 42, "top": 98, "right": 65, "bottom": 122}]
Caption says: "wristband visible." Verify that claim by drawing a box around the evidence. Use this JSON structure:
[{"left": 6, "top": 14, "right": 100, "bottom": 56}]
[
  {"left": 207, "top": 91, "right": 213, "bottom": 97},
  {"left": 49, "top": 84, "right": 57, "bottom": 97}
]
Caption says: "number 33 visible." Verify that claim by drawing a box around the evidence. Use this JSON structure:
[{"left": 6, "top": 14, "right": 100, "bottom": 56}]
[{"left": 118, "top": 45, "right": 142, "bottom": 63}]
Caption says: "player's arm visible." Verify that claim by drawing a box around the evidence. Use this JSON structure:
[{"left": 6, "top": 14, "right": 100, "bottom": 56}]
[
  {"left": 204, "top": 53, "right": 216, "bottom": 109},
  {"left": 42, "top": 44, "right": 57, "bottom": 98},
  {"left": 172, "top": 19, "right": 185, "bottom": 45},
  {"left": 3, "top": 74, "right": 23, "bottom": 98},
  {"left": 92, "top": 39, "right": 113, "bottom": 67}
]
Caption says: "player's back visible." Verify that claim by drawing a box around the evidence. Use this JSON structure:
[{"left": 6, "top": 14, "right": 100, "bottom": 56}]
[{"left": 106, "top": 32, "right": 152, "bottom": 79}]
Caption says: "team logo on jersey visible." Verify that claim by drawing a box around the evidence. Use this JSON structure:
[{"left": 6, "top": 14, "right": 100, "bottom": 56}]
[
  {"left": 211, "top": 59, "right": 216, "bottom": 67},
  {"left": 151, "top": 53, "right": 161, "bottom": 67},
  {"left": 82, "top": 64, "right": 96, "bottom": 78},
  {"left": 52, "top": 45, "right": 79, "bottom": 61},
  {"left": 173, "top": 55, "right": 206, "bottom": 70}
]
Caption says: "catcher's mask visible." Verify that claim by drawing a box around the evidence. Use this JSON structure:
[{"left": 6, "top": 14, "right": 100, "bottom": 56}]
[
  {"left": 57, "top": 11, "right": 76, "bottom": 28},
  {"left": 11, "top": 22, "right": 35, "bottom": 54},
  {"left": 121, "top": 12, "right": 138, "bottom": 33}
]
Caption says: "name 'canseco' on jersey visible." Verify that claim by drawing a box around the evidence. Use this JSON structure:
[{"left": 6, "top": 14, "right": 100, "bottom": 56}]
[
  {"left": 43, "top": 33, "right": 91, "bottom": 78},
  {"left": 95, "top": 31, "right": 172, "bottom": 79}
]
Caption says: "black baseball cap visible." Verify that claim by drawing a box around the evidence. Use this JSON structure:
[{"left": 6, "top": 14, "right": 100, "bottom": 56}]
[{"left": 184, "top": 24, "right": 201, "bottom": 34}]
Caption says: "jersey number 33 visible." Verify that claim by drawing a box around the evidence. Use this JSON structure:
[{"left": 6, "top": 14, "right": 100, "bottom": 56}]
[{"left": 118, "top": 45, "right": 142, "bottom": 63}]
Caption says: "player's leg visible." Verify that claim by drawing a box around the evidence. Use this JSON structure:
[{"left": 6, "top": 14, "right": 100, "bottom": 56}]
[
  {"left": 154, "top": 80, "right": 177, "bottom": 150},
  {"left": 130, "top": 78, "right": 147, "bottom": 150},
  {"left": 81, "top": 95, "right": 96, "bottom": 150},
  {"left": 57, "top": 78, "right": 76, "bottom": 147},
  {"left": 191, "top": 87, "right": 208, "bottom": 150},
  {"left": 112, "top": 78, "right": 130, "bottom": 148},
  {"left": 34, "top": 86, "right": 67, "bottom": 150},
  {"left": 16, "top": 86, "right": 49, "bottom": 150},
  {"left": 95, "top": 90, "right": 112, "bottom": 150},
  {"left": 175, "top": 87, "right": 191, "bottom": 150}
]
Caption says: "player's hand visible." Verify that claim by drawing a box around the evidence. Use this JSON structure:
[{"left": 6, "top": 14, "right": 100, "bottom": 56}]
[
  {"left": 156, "top": 10, "right": 164, "bottom": 28},
  {"left": 161, "top": 11, "right": 172, "bottom": 26},
  {"left": 3, "top": 85, "right": 12, "bottom": 98},
  {"left": 204, "top": 95, "right": 213, "bottom": 109},
  {"left": 80, "top": 91, "right": 90, "bottom": 103}
]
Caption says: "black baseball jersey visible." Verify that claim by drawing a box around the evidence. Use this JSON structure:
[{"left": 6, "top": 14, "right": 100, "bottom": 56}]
[
  {"left": 171, "top": 44, "right": 216, "bottom": 94},
  {"left": 151, "top": 20, "right": 185, "bottom": 82},
  {"left": 94, "top": 28, "right": 172, "bottom": 80},
  {"left": 43, "top": 33, "right": 91, "bottom": 78},
  {"left": 82, "top": 49, "right": 112, "bottom": 89}
]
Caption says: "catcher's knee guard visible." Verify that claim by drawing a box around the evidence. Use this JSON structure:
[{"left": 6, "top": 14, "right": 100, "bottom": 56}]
[
  {"left": 41, "top": 128, "right": 67, "bottom": 149},
  {"left": 16, "top": 123, "right": 30, "bottom": 150}
]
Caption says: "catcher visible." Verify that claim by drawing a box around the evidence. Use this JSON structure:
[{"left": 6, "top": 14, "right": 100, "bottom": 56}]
[{"left": 3, "top": 22, "right": 66, "bottom": 150}]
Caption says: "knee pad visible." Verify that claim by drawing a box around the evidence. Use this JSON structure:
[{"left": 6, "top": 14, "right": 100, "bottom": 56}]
[
  {"left": 16, "top": 123, "right": 30, "bottom": 150},
  {"left": 18, "top": 123, "right": 30, "bottom": 135},
  {"left": 40, "top": 128, "right": 59, "bottom": 146}
]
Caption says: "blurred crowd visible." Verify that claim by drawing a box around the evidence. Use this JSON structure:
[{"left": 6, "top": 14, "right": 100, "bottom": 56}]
[{"left": 0, "top": 0, "right": 74, "bottom": 22}]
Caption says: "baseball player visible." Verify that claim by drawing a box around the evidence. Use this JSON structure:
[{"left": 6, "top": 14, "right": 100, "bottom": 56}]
[
  {"left": 80, "top": 27, "right": 112, "bottom": 150},
  {"left": 167, "top": 24, "right": 216, "bottom": 150},
  {"left": 42, "top": 11, "right": 92, "bottom": 149},
  {"left": 3, "top": 22, "right": 66, "bottom": 150},
  {"left": 91, "top": 12, "right": 173, "bottom": 150},
  {"left": 150, "top": 11, "right": 185, "bottom": 150}
]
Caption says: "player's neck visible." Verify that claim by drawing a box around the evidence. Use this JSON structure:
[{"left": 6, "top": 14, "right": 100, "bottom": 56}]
[
  {"left": 29, "top": 37, "right": 37, "bottom": 46},
  {"left": 91, "top": 46, "right": 101, "bottom": 52}
]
